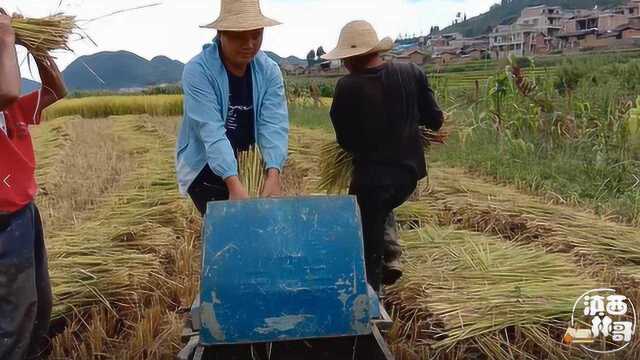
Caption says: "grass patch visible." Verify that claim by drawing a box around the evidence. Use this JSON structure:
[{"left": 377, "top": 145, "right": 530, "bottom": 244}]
[
  {"left": 431, "top": 127, "right": 640, "bottom": 224},
  {"left": 288, "top": 103, "right": 334, "bottom": 131}
]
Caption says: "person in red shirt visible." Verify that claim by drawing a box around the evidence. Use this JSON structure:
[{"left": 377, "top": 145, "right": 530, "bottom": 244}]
[{"left": 0, "top": 9, "right": 67, "bottom": 360}]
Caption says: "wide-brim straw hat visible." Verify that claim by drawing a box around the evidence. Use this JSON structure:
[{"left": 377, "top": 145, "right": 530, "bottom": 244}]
[
  {"left": 201, "top": 0, "right": 282, "bottom": 31},
  {"left": 322, "top": 20, "right": 394, "bottom": 61}
]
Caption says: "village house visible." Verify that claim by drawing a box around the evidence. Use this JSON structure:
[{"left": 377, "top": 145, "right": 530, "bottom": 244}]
[
  {"left": 489, "top": 24, "right": 539, "bottom": 59},
  {"left": 556, "top": 29, "right": 600, "bottom": 51},
  {"left": 432, "top": 49, "right": 460, "bottom": 64},
  {"left": 460, "top": 48, "right": 490, "bottom": 61},
  {"left": 428, "top": 32, "right": 463, "bottom": 48},
  {"left": 489, "top": 1, "right": 640, "bottom": 57},
  {"left": 281, "top": 64, "right": 306, "bottom": 76},
  {"left": 563, "top": 11, "right": 628, "bottom": 33},
  {"left": 516, "top": 5, "right": 568, "bottom": 37},
  {"left": 382, "top": 48, "right": 430, "bottom": 65},
  {"left": 410, "top": 0, "right": 640, "bottom": 63},
  {"left": 449, "top": 35, "right": 490, "bottom": 50},
  {"left": 613, "top": 0, "right": 640, "bottom": 17},
  {"left": 557, "top": 1, "right": 640, "bottom": 52},
  {"left": 393, "top": 49, "right": 429, "bottom": 65}
]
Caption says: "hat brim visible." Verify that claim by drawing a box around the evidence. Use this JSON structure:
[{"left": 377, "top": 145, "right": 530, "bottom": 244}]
[
  {"left": 201, "top": 16, "right": 281, "bottom": 31},
  {"left": 321, "top": 37, "right": 394, "bottom": 61}
]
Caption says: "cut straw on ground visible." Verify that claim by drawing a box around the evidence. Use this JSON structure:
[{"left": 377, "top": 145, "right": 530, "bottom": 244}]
[
  {"left": 46, "top": 116, "right": 189, "bottom": 319},
  {"left": 386, "top": 226, "right": 599, "bottom": 360},
  {"left": 38, "top": 116, "right": 202, "bottom": 359},
  {"left": 398, "top": 167, "right": 640, "bottom": 278}
]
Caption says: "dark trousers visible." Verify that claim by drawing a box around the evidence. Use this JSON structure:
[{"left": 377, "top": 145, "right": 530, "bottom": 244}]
[
  {"left": 188, "top": 165, "right": 229, "bottom": 216},
  {"left": 383, "top": 212, "right": 402, "bottom": 266},
  {"left": 351, "top": 182, "right": 416, "bottom": 292},
  {"left": 0, "top": 204, "right": 52, "bottom": 360}
]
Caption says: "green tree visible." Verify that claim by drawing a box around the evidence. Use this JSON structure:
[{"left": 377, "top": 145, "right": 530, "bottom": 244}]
[{"left": 306, "top": 49, "right": 316, "bottom": 68}]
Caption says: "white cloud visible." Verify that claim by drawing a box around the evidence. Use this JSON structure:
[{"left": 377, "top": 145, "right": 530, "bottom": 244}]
[{"left": 4, "top": 0, "right": 497, "bottom": 81}]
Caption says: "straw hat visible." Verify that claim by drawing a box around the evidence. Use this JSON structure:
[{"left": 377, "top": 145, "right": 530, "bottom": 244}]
[
  {"left": 322, "top": 20, "right": 394, "bottom": 61},
  {"left": 201, "top": 0, "right": 281, "bottom": 31}
]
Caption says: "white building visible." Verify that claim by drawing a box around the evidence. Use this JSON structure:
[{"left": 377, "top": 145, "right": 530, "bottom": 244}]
[{"left": 516, "top": 5, "right": 568, "bottom": 37}]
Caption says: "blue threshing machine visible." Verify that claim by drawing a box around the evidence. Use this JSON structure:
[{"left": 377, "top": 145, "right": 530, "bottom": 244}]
[{"left": 178, "top": 196, "right": 395, "bottom": 360}]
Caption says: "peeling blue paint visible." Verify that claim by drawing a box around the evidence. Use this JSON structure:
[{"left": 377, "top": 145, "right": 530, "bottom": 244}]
[
  {"left": 199, "top": 197, "right": 372, "bottom": 345},
  {"left": 351, "top": 294, "right": 370, "bottom": 334},
  {"left": 255, "top": 315, "right": 312, "bottom": 334},
  {"left": 200, "top": 292, "right": 225, "bottom": 341}
]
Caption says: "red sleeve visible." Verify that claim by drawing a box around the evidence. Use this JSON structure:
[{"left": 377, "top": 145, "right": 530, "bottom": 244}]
[{"left": 10, "top": 91, "right": 42, "bottom": 125}]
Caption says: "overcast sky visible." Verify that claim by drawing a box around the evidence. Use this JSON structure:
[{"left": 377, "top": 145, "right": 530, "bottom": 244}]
[{"left": 5, "top": 0, "right": 497, "bottom": 81}]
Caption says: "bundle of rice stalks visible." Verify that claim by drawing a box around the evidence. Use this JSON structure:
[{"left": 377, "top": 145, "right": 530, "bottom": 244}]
[
  {"left": 315, "top": 127, "right": 448, "bottom": 194},
  {"left": 237, "top": 146, "right": 266, "bottom": 197},
  {"left": 288, "top": 127, "right": 335, "bottom": 194},
  {"left": 11, "top": 14, "right": 77, "bottom": 58},
  {"left": 386, "top": 226, "right": 598, "bottom": 359},
  {"left": 404, "top": 167, "right": 640, "bottom": 278},
  {"left": 317, "top": 141, "right": 353, "bottom": 194}
]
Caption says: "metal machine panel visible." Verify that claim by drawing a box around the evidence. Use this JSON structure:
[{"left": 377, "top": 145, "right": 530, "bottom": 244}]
[{"left": 199, "top": 196, "right": 371, "bottom": 346}]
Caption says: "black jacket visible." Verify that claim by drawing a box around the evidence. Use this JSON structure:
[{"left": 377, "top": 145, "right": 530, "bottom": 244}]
[{"left": 330, "top": 62, "right": 443, "bottom": 187}]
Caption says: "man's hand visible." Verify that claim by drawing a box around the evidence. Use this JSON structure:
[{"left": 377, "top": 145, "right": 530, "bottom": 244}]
[
  {"left": 0, "top": 9, "right": 15, "bottom": 46},
  {"left": 261, "top": 168, "right": 282, "bottom": 198},
  {"left": 225, "top": 176, "right": 250, "bottom": 200},
  {"left": 34, "top": 52, "right": 67, "bottom": 114},
  {"left": 0, "top": 8, "right": 20, "bottom": 110}
]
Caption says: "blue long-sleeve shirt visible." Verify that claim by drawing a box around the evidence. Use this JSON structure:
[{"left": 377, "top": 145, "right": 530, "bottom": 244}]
[{"left": 176, "top": 40, "right": 289, "bottom": 194}]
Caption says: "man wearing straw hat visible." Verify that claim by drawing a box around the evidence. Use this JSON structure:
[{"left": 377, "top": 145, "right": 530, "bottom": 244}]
[
  {"left": 323, "top": 21, "right": 444, "bottom": 291},
  {"left": 177, "top": 0, "right": 288, "bottom": 215},
  {"left": 0, "top": 9, "right": 67, "bottom": 360}
]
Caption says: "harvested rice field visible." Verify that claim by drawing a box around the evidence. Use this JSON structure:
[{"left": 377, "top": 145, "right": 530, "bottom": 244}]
[{"left": 32, "top": 108, "right": 640, "bottom": 359}]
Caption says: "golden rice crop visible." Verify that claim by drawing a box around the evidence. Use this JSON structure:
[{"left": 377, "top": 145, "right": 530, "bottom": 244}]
[
  {"left": 238, "top": 147, "right": 266, "bottom": 197},
  {"left": 43, "top": 95, "right": 183, "bottom": 121},
  {"left": 11, "top": 14, "right": 77, "bottom": 59}
]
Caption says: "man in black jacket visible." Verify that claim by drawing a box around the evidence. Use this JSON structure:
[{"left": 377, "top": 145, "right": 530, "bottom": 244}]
[{"left": 323, "top": 20, "right": 443, "bottom": 291}]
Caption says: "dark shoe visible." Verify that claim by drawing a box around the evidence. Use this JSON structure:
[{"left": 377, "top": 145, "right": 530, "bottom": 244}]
[{"left": 382, "top": 262, "right": 403, "bottom": 285}]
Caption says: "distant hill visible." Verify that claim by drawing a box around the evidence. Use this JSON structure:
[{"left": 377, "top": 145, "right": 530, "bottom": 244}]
[
  {"left": 60, "top": 50, "right": 304, "bottom": 92},
  {"left": 440, "top": 0, "right": 624, "bottom": 37},
  {"left": 62, "top": 51, "right": 184, "bottom": 91},
  {"left": 21, "top": 78, "right": 40, "bottom": 94},
  {"left": 264, "top": 51, "right": 307, "bottom": 67}
]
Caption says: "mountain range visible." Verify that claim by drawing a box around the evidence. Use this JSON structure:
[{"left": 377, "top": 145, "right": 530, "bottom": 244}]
[
  {"left": 20, "top": 78, "right": 40, "bottom": 95},
  {"left": 264, "top": 51, "right": 308, "bottom": 67},
  {"left": 61, "top": 51, "right": 185, "bottom": 91},
  {"left": 21, "top": 50, "right": 306, "bottom": 93}
]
